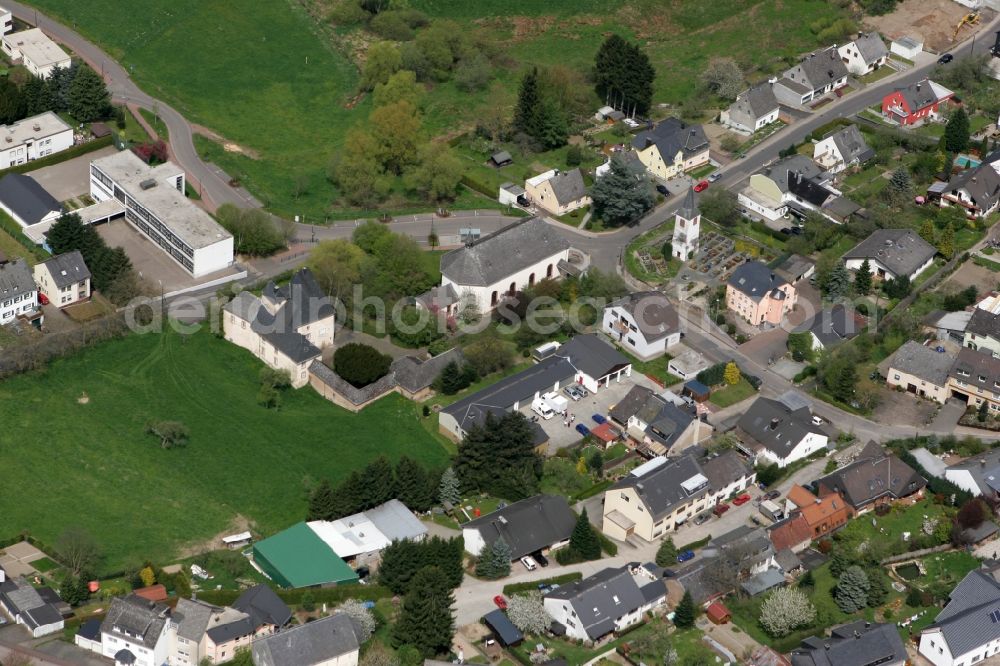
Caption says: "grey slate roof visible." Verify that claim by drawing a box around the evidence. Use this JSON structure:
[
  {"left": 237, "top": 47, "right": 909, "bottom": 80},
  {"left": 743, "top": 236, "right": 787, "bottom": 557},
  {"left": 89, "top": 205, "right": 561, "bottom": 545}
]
[
  {"left": 896, "top": 77, "right": 948, "bottom": 113},
  {"left": 77, "top": 617, "right": 102, "bottom": 642},
  {"left": 483, "top": 609, "right": 524, "bottom": 646},
  {"left": 728, "top": 261, "right": 788, "bottom": 302},
  {"left": 544, "top": 567, "right": 652, "bottom": 641},
  {"left": 609, "top": 384, "right": 656, "bottom": 425},
  {"left": 924, "top": 569, "right": 1000, "bottom": 660},
  {"left": 611, "top": 454, "right": 709, "bottom": 521},
  {"left": 0, "top": 173, "right": 61, "bottom": 225},
  {"left": 547, "top": 168, "right": 588, "bottom": 208},
  {"left": 728, "top": 82, "right": 779, "bottom": 126},
  {"left": 0, "top": 576, "right": 63, "bottom": 630},
  {"left": 39, "top": 250, "right": 90, "bottom": 288},
  {"left": 760, "top": 155, "right": 823, "bottom": 193},
  {"left": 843, "top": 229, "right": 936, "bottom": 279},
  {"left": 967, "top": 307, "right": 1000, "bottom": 340},
  {"left": 559, "top": 333, "right": 631, "bottom": 381},
  {"left": 635, "top": 395, "right": 695, "bottom": 449},
  {"left": 173, "top": 598, "right": 217, "bottom": 642},
  {"left": 741, "top": 568, "right": 785, "bottom": 596},
  {"left": 392, "top": 347, "right": 464, "bottom": 393},
  {"left": 631, "top": 117, "right": 708, "bottom": 160},
  {"left": 701, "top": 450, "right": 754, "bottom": 494},
  {"left": 252, "top": 613, "right": 359, "bottom": 666},
  {"left": 946, "top": 447, "right": 1000, "bottom": 497},
  {"left": 439, "top": 217, "right": 569, "bottom": 287},
  {"left": 884, "top": 340, "right": 954, "bottom": 386},
  {"left": 736, "top": 397, "right": 821, "bottom": 460},
  {"left": 806, "top": 304, "right": 866, "bottom": 348},
  {"left": 233, "top": 584, "right": 292, "bottom": 630},
  {"left": 852, "top": 32, "right": 888, "bottom": 65},
  {"left": 784, "top": 46, "right": 849, "bottom": 91},
  {"left": 365, "top": 498, "right": 427, "bottom": 543},
  {"left": 0, "top": 258, "right": 36, "bottom": 302},
  {"left": 950, "top": 347, "right": 1000, "bottom": 391},
  {"left": 464, "top": 494, "right": 575, "bottom": 560},
  {"left": 792, "top": 621, "right": 906, "bottom": 666},
  {"left": 816, "top": 441, "right": 925, "bottom": 510},
  {"left": 829, "top": 125, "right": 875, "bottom": 165},
  {"left": 101, "top": 594, "right": 170, "bottom": 649},
  {"left": 606, "top": 291, "right": 679, "bottom": 343},
  {"left": 947, "top": 163, "right": 1000, "bottom": 214},
  {"left": 787, "top": 171, "right": 836, "bottom": 207},
  {"left": 677, "top": 187, "right": 699, "bottom": 221}
]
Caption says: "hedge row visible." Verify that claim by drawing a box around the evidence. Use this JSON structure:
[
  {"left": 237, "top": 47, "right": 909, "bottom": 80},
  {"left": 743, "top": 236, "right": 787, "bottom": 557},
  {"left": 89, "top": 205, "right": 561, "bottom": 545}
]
[
  {"left": 0, "top": 209, "right": 48, "bottom": 261},
  {"left": 597, "top": 530, "right": 618, "bottom": 557},
  {"left": 460, "top": 175, "right": 495, "bottom": 198},
  {"left": 898, "top": 449, "right": 973, "bottom": 506},
  {"left": 502, "top": 571, "right": 582, "bottom": 596},
  {"left": 0, "top": 135, "right": 114, "bottom": 179},
  {"left": 195, "top": 582, "right": 394, "bottom": 607},
  {"left": 677, "top": 534, "right": 711, "bottom": 552}
]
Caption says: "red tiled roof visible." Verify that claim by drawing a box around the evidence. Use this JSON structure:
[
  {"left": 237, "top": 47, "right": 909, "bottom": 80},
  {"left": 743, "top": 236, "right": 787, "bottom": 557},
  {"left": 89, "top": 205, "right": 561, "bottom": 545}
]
[
  {"left": 706, "top": 601, "right": 731, "bottom": 624},
  {"left": 134, "top": 584, "right": 168, "bottom": 602},
  {"left": 769, "top": 514, "right": 812, "bottom": 551}
]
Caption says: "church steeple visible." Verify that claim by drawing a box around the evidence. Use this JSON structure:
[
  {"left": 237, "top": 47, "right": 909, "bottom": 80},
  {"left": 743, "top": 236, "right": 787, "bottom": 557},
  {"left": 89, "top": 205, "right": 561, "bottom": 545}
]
[{"left": 672, "top": 186, "right": 701, "bottom": 262}]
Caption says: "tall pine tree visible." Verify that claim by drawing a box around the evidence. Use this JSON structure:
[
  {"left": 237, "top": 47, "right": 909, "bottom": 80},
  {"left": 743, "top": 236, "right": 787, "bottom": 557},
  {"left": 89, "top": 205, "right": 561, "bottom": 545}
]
[
  {"left": 393, "top": 566, "right": 455, "bottom": 657},
  {"left": 674, "top": 590, "right": 696, "bottom": 628},
  {"left": 395, "top": 456, "right": 433, "bottom": 512},
  {"left": 944, "top": 107, "right": 970, "bottom": 154},
  {"left": 512, "top": 68, "right": 566, "bottom": 150},
  {"left": 438, "top": 467, "right": 461, "bottom": 506},
  {"left": 594, "top": 34, "right": 655, "bottom": 115},
  {"left": 591, "top": 152, "right": 654, "bottom": 226},
  {"left": 307, "top": 480, "right": 336, "bottom": 521},
  {"left": 475, "top": 536, "right": 511, "bottom": 580},
  {"left": 854, "top": 259, "right": 872, "bottom": 296},
  {"left": 568, "top": 509, "right": 601, "bottom": 561},
  {"left": 330, "top": 471, "right": 366, "bottom": 518},
  {"left": 68, "top": 64, "right": 110, "bottom": 122},
  {"left": 362, "top": 455, "right": 395, "bottom": 509},
  {"left": 454, "top": 411, "right": 541, "bottom": 500}
]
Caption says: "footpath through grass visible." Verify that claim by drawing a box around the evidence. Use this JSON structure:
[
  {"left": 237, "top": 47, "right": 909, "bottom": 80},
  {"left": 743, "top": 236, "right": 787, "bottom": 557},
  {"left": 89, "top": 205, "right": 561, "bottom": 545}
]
[{"left": 0, "top": 328, "right": 450, "bottom": 571}]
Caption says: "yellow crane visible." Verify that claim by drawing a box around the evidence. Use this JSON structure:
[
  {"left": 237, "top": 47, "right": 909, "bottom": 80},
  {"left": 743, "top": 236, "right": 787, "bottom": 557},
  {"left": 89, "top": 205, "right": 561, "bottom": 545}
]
[{"left": 954, "top": 12, "right": 980, "bottom": 41}]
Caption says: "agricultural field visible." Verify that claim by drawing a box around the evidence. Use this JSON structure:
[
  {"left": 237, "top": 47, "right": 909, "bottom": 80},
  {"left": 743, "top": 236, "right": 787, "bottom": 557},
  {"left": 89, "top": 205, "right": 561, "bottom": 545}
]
[
  {"left": 24, "top": 0, "right": 850, "bottom": 218},
  {"left": 0, "top": 328, "right": 450, "bottom": 572}
]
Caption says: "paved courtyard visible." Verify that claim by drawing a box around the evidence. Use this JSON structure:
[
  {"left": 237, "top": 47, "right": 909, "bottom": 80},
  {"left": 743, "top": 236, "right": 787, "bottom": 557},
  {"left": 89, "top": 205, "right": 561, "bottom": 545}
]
[
  {"left": 0, "top": 542, "right": 48, "bottom": 578},
  {"left": 26, "top": 144, "right": 118, "bottom": 203},
  {"left": 870, "top": 386, "right": 940, "bottom": 430}
]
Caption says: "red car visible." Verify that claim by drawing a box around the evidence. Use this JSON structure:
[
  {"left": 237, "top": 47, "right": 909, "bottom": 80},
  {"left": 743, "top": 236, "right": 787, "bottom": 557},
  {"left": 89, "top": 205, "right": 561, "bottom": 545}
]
[
  {"left": 493, "top": 595, "right": 507, "bottom": 610},
  {"left": 713, "top": 503, "right": 730, "bottom": 516},
  {"left": 38, "top": 292, "right": 50, "bottom": 306},
  {"left": 693, "top": 180, "right": 709, "bottom": 193},
  {"left": 733, "top": 493, "right": 752, "bottom": 506}
]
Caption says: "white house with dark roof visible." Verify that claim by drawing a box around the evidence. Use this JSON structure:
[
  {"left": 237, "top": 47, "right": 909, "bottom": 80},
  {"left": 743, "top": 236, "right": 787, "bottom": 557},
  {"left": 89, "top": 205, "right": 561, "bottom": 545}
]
[
  {"left": 462, "top": 494, "right": 575, "bottom": 559},
  {"left": 735, "top": 396, "right": 827, "bottom": 468},
  {"left": 882, "top": 340, "right": 954, "bottom": 403},
  {"left": 223, "top": 269, "right": 335, "bottom": 388},
  {"left": 0, "top": 111, "right": 73, "bottom": 169},
  {"left": 919, "top": 566, "right": 1000, "bottom": 666},
  {"left": 721, "top": 82, "right": 780, "bottom": 135},
  {"left": 816, "top": 440, "right": 925, "bottom": 514},
  {"left": 837, "top": 32, "right": 889, "bottom": 75},
  {"left": 965, "top": 307, "right": 1000, "bottom": 358},
  {"left": 737, "top": 154, "right": 840, "bottom": 222},
  {"left": 939, "top": 163, "right": 1000, "bottom": 219},
  {"left": 0, "top": 172, "right": 62, "bottom": 228},
  {"left": 0, "top": 7, "right": 11, "bottom": 36},
  {"left": 99, "top": 594, "right": 172, "bottom": 666},
  {"left": 631, "top": 117, "right": 710, "bottom": 181},
  {"left": 0, "top": 567, "right": 64, "bottom": 638},
  {"left": 33, "top": 250, "right": 90, "bottom": 307},
  {"left": 524, "top": 168, "right": 590, "bottom": 216},
  {"left": 1, "top": 28, "right": 70, "bottom": 78},
  {"left": 843, "top": 228, "right": 936, "bottom": 281},
  {"left": 773, "top": 46, "right": 849, "bottom": 107},
  {"left": 602, "top": 291, "right": 680, "bottom": 360},
  {"left": 252, "top": 612, "right": 360, "bottom": 666},
  {"left": 543, "top": 566, "right": 665, "bottom": 642},
  {"left": 794, "top": 620, "right": 906, "bottom": 666},
  {"left": 671, "top": 187, "right": 701, "bottom": 261},
  {"left": 813, "top": 125, "right": 874, "bottom": 174},
  {"left": 804, "top": 304, "right": 866, "bottom": 351},
  {"left": 0, "top": 258, "right": 38, "bottom": 325},
  {"left": 944, "top": 447, "right": 1000, "bottom": 500},
  {"left": 435, "top": 217, "right": 571, "bottom": 313},
  {"left": 606, "top": 384, "right": 704, "bottom": 456}
]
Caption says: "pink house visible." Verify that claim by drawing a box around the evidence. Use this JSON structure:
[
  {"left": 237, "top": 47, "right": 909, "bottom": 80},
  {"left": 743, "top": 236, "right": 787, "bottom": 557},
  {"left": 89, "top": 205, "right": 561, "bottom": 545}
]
[{"left": 726, "top": 261, "right": 796, "bottom": 327}]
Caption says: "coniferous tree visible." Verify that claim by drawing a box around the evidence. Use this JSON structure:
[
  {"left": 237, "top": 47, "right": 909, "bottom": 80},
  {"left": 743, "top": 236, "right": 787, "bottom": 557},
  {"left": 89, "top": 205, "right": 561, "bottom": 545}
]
[
  {"left": 307, "top": 480, "right": 336, "bottom": 521},
  {"left": 854, "top": 259, "right": 872, "bottom": 296},
  {"left": 379, "top": 539, "right": 421, "bottom": 594},
  {"left": 944, "top": 107, "right": 970, "bottom": 153},
  {"left": 824, "top": 262, "right": 851, "bottom": 299},
  {"left": 363, "top": 455, "right": 396, "bottom": 508},
  {"left": 330, "top": 471, "right": 366, "bottom": 518},
  {"left": 68, "top": 64, "right": 110, "bottom": 122},
  {"left": 673, "top": 590, "right": 696, "bottom": 628},
  {"left": 47, "top": 63, "right": 77, "bottom": 112},
  {"left": 513, "top": 67, "right": 542, "bottom": 139},
  {"left": 590, "top": 153, "right": 654, "bottom": 226},
  {"left": 393, "top": 566, "right": 455, "bottom": 657},
  {"left": 835, "top": 566, "right": 870, "bottom": 613},
  {"left": 438, "top": 467, "right": 461, "bottom": 506},
  {"left": 21, "top": 76, "right": 52, "bottom": 116},
  {"left": 568, "top": 509, "right": 601, "bottom": 561},
  {"left": 454, "top": 411, "right": 542, "bottom": 500},
  {"left": 593, "top": 34, "right": 655, "bottom": 115},
  {"left": 395, "top": 456, "right": 433, "bottom": 512},
  {"left": 938, "top": 224, "right": 956, "bottom": 259},
  {"left": 475, "top": 536, "right": 511, "bottom": 579},
  {"left": 919, "top": 218, "right": 936, "bottom": 244},
  {"left": 0, "top": 79, "right": 25, "bottom": 124},
  {"left": 655, "top": 537, "right": 678, "bottom": 567}
]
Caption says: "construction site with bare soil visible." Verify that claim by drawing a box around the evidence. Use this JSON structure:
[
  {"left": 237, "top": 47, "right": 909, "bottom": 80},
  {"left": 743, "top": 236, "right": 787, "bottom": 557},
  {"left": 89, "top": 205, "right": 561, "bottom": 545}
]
[{"left": 866, "top": 0, "right": 995, "bottom": 53}]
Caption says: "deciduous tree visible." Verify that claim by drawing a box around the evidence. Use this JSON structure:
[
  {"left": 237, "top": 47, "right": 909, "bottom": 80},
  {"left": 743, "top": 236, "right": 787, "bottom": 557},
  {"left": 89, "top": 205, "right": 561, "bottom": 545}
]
[
  {"left": 55, "top": 528, "right": 102, "bottom": 576},
  {"left": 723, "top": 361, "right": 741, "bottom": 386},
  {"left": 506, "top": 593, "right": 550, "bottom": 635},
  {"left": 759, "top": 587, "right": 816, "bottom": 637},
  {"left": 404, "top": 142, "right": 463, "bottom": 202},
  {"left": 373, "top": 69, "right": 424, "bottom": 109},
  {"left": 307, "top": 239, "right": 365, "bottom": 302},
  {"left": 337, "top": 599, "right": 376, "bottom": 642},
  {"left": 145, "top": 420, "right": 190, "bottom": 449},
  {"left": 938, "top": 224, "right": 955, "bottom": 259},
  {"left": 334, "top": 343, "right": 392, "bottom": 388},
  {"left": 361, "top": 41, "right": 403, "bottom": 90},
  {"left": 699, "top": 57, "right": 744, "bottom": 101},
  {"left": 331, "top": 128, "right": 391, "bottom": 206},
  {"left": 371, "top": 100, "right": 422, "bottom": 174}
]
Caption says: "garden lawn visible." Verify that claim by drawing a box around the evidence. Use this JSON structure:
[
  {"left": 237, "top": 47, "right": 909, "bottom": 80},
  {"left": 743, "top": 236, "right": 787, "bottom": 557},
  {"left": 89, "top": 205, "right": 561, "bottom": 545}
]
[
  {"left": 836, "top": 500, "right": 948, "bottom": 548},
  {"left": 0, "top": 328, "right": 450, "bottom": 572},
  {"left": 708, "top": 378, "right": 756, "bottom": 408}
]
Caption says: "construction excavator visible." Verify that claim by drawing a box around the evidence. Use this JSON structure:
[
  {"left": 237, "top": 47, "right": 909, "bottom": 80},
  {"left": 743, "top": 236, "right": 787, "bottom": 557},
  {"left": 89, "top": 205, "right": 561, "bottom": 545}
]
[{"left": 954, "top": 12, "right": 980, "bottom": 42}]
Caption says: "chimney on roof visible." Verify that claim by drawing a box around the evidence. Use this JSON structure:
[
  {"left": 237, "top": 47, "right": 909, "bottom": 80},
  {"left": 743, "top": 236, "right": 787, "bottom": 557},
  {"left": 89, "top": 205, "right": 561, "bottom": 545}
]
[
  {"left": 982, "top": 459, "right": 988, "bottom": 468},
  {"left": 865, "top": 621, "right": 871, "bottom": 628},
  {"left": 854, "top": 630, "right": 861, "bottom": 639},
  {"left": 770, "top": 417, "right": 780, "bottom": 429},
  {"left": 916, "top": 83, "right": 921, "bottom": 91}
]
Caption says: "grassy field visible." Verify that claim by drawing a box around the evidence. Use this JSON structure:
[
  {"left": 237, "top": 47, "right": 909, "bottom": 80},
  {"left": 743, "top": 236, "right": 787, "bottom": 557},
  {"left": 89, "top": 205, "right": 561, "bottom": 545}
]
[
  {"left": 23, "top": 0, "right": 850, "bottom": 219},
  {"left": 0, "top": 328, "right": 450, "bottom": 571}
]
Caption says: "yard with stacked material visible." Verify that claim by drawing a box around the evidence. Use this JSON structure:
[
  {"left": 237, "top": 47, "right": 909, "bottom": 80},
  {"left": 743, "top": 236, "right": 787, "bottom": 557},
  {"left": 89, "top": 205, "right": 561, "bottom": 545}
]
[
  {"left": 23, "top": 0, "right": 850, "bottom": 218},
  {"left": 0, "top": 328, "right": 450, "bottom": 572}
]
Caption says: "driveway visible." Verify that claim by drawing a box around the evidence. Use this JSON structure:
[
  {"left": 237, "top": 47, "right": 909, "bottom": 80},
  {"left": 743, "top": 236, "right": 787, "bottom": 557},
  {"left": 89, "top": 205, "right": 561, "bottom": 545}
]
[
  {"left": 871, "top": 387, "right": 940, "bottom": 429},
  {"left": 929, "top": 397, "right": 967, "bottom": 432},
  {"left": 26, "top": 144, "right": 118, "bottom": 203},
  {"left": 738, "top": 328, "right": 789, "bottom": 367}
]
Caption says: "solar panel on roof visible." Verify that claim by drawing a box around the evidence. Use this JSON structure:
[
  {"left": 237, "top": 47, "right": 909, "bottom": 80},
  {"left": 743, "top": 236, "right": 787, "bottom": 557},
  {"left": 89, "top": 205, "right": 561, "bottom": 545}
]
[{"left": 990, "top": 609, "right": 1000, "bottom": 623}]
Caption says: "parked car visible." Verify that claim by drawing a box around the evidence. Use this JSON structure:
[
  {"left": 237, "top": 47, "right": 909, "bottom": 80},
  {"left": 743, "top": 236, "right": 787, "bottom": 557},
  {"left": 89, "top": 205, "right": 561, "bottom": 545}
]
[
  {"left": 575, "top": 423, "right": 590, "bottom": 437},
  {"left": 662, "top": 568, "right": 677, "bottom": 578},
  {"left": 708, "top": 172, "right": 723, "bottom": 183},
  {"left": 563, "top": 385, "right": 582, "bottom": 401},
  {"left": 533, "top": 551, "right": 549, "bottom": 567},
  {"left": 764, "top": 490, "right": 781, "bottom": 501},
  {"left": 790, "top": 226, "right": 803, "bottom": 235},
  {"left": 694, "top": 511, "right": 712, "bottom": 526},
  {"left": 677, "top": 550, "right": 695, "bottom": 563},
  {"left": 713, "top": 503, "right": 730, "bottom": 516},
  {"left": 750, "top": 515, "right": 762, "bottom": 526},
  {"left": 520, "top": 555, "right": 538, "bottom": 571},
  {"left": 656, "top": 184, "right": 670, "bottom": 195},
  {"left": 592, "top": 413, "right": 607, "bottom": 425},
  {"left": 38, "top": 292, "right": 50, "bottom": 305},
  {"left": 733, "top": 493, "right": 752, "bottom": 506},
  {"left": 780, "top": 228, "right": 792, "bottom": 235},
  {"left": 693, "top": 180, "right": 709, "bottom": 193},
  {"left": 938, "top": 53, "right": 954, "bottom": 64},
  {"left": 811, "top": 415, "right": 825, "bottom": 426},
  {"left": 493, "top": 595, "right": 507, "bottom": 610}
]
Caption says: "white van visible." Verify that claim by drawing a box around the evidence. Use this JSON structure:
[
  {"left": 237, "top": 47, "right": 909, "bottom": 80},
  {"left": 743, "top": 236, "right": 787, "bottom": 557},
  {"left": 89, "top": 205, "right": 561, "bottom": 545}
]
[{"left": 532, "top": 398, "right": 555, "bottom": 420}]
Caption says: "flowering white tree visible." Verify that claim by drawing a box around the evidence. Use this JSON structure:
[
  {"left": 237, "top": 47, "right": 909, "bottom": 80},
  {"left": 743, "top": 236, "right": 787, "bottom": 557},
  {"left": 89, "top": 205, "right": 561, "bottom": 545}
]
[
  {"left": 337, "top": 599, "right": 376, "bottom": 642},
  {"left": 506, "top": 593, "right": 550, "bottom": 635},
  {"left": 759, "top": 587, "right": 816, "bottom": 637}
]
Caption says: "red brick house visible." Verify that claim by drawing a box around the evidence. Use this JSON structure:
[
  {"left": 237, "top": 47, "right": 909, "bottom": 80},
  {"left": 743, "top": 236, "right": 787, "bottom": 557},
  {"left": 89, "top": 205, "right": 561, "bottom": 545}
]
[{"left": 881, "top": 78, "right": 954, "bottom": 126}]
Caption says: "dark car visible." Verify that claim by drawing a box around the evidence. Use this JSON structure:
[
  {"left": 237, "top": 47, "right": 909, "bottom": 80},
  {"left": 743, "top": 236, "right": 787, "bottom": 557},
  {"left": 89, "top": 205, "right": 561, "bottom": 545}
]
[
  {"left": 677, "top": 550, "right": 695, "bottom": 563},
  {"left": 656, "top": 184, "right": 670, "bottom": 195},
  {"left": 790, "top": 226, "right": 803, "bottom": 235},
  {"left": 575, "top": 423, "right": 590, "bottom": 437},
  {"left": 764, "top": 490, "right": 781, "bottom": 501},
  {"left": 713, "top": 503, "right": 730, "bottom": 516},
  {"left": 533, "top": 551, "right": 549, "bottom": 567},
  {"left": 938, "top": 53, "right": 954, "bottom": 64},
  {"left": 662, "top": 568, "right": 678, "bottom": 578},
  {"left": 592, "top": 413, "right": 607, "bottom": 425},
  {"left": 693, "top": 511, "right": 712, "bottom": 526},
  {"left": 780, "top": 227, "right": 792, "bottom": 235}
]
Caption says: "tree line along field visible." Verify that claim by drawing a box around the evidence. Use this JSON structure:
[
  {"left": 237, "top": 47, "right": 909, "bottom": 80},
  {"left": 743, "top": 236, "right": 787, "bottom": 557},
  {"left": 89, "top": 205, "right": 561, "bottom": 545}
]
[
  {"left": 0, "top": 328, "right": 450, "bottom": 572},
  {"left": 23, "top": 0, "right": 850, "bottom": 219}
]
